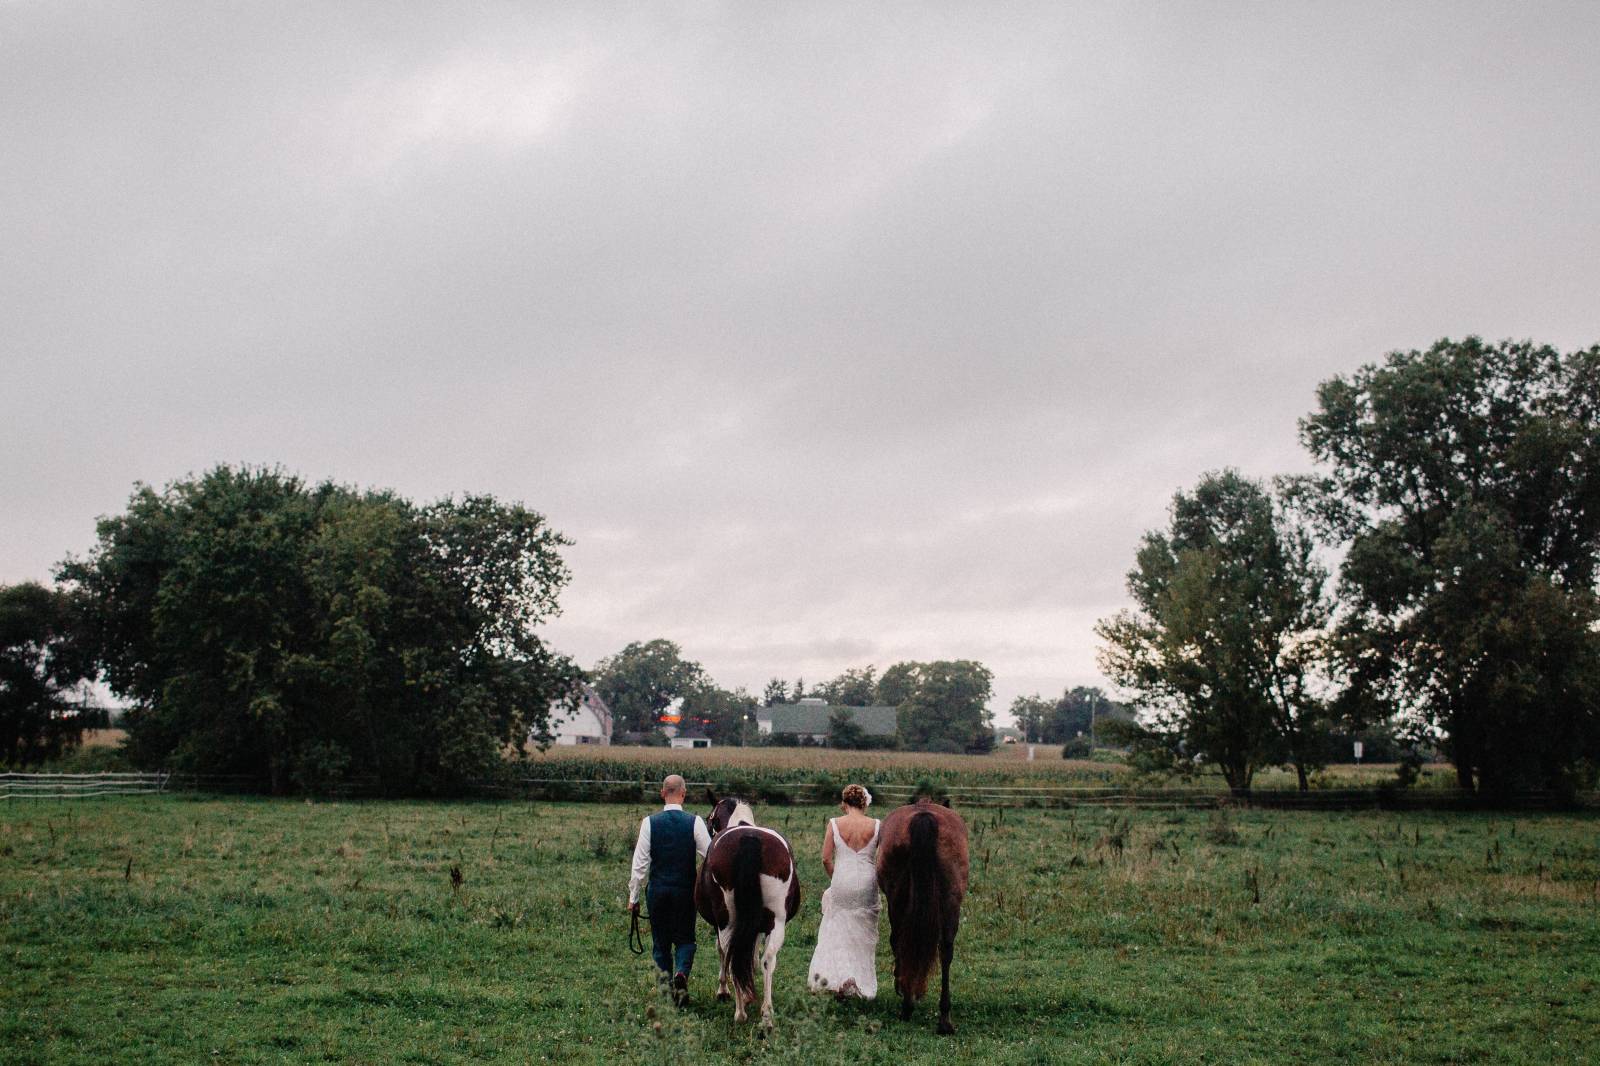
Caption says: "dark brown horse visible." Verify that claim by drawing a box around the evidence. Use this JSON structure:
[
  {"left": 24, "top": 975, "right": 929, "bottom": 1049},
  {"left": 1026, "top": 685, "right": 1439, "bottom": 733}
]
[
  {"left": 693, "top": 798, "right": 801, "bottom": 1026},
  {"left": 876, "top": 798, "right": 969, "bottom": 1034}
]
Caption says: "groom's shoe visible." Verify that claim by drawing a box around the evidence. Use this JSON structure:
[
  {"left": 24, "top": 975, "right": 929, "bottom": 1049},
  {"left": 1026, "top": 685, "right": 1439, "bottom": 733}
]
[{"left": 671, "top": 972, "right": 689, "bottom": 1007}]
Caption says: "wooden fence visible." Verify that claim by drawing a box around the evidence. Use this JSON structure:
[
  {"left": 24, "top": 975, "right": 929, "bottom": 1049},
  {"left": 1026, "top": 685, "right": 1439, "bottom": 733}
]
[
  {"left": 0, "top": 772, "right": 171, "bottom": 799},
  {"left": 2, "top": 771, "right": 1592, "bottom": 810}
]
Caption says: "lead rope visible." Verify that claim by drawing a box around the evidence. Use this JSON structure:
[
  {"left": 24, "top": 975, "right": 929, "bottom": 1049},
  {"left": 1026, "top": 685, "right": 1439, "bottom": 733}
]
[{"left": 628, "top": 906, "right": 651, "bottom": 955}]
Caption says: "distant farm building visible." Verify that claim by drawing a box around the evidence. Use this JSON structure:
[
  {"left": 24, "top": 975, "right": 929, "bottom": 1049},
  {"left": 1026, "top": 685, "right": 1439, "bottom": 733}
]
[
  {"left": 543, "top": 684, "right": 613, "bottom": 746},
  {"left": 669, "top": 731, "right": 712, "bottom": 750},
  {"left": 757, "top": 699, "right": 898, "bottom": 745}
]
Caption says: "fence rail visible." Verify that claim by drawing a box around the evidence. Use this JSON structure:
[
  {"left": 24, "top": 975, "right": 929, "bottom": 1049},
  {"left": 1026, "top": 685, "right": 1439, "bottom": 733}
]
[
  {"left": 2, "top": 771, "right": 1593, "bottom": 811},
  {"left": 0, "top": 772, "right": 170, "bottom": 799},
  {"left": 482, "top": 776, "right": 1597, "bottom": 812}
]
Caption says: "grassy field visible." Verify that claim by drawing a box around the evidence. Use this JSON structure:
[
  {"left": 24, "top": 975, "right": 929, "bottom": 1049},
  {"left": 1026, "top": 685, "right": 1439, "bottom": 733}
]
[
  {"left": 68, "top": 730, "right": 1467, "bottom": 793},
  {"left": 516, "top": 743, "right": 1461, "bottom": 793},
  {"left": 4, "top": 796, "right": 1596, "bottom": 1065}
]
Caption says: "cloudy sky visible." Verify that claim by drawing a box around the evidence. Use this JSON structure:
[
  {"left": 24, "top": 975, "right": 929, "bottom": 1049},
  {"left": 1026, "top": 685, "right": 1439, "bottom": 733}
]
[{"left": 5, "top": 2, "right": 1599, "bottom": 717}]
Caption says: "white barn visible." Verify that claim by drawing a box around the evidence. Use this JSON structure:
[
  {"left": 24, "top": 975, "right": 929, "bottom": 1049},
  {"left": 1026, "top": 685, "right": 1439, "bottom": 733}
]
[{"left": 544, "top": 684, "right": 613, "bottom": 746}]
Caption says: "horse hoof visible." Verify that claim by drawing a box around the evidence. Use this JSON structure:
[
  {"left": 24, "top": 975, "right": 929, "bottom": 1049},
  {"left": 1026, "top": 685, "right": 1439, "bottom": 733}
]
[
  {"left": 900, "top": 1004, "right": 914, "bottom": 1022},
  {"left": 716, "top": 991, "right": 730, "bottom": 1003},
  {"left": 937, "top": 1019, "right": 956, "bottom": 1036}
]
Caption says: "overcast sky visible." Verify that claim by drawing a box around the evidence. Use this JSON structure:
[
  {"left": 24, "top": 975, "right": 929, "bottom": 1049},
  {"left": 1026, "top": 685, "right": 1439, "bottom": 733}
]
[{"left": 5, "top": 2, "right": 1599, "bottom": 718}]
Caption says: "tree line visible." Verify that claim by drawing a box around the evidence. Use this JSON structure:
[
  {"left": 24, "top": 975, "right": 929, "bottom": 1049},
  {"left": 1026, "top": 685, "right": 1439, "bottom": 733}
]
[
  {"left": 2, "top": 467, "right": 579, "bottom": 793},
  {"left": 1099, "top": 338, "right": 1600, "bottom": 798},
  {"left": 587, "top": 643, "right": 998, "bottom": 753},
  {"left": 5, "top": 336, "right": 1597, "bottom": 798}
]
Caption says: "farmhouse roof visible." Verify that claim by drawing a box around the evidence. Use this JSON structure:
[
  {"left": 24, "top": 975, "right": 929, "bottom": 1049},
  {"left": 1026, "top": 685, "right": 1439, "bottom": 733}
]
[{"left": 759, "top": 702, "right": 898, "bottom": 737}]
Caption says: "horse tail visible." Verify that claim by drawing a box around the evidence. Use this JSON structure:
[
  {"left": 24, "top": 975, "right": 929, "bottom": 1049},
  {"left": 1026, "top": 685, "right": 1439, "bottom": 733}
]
[
  {"left": 728, "top": 832, "right": 765, "bottom": 999},
  {"left": 900, "top": 810, "right": 946, "bottom": 997}
]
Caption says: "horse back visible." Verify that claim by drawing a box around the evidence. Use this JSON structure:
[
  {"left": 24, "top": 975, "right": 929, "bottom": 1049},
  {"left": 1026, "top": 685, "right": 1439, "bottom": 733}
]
[{"left": 878, "top": 800, "right": 970, "bottom": 898}]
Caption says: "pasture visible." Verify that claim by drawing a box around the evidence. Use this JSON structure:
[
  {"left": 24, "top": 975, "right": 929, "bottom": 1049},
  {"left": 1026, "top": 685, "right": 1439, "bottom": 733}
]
[{"left": 2, "top": 796, "right": 1596, "bottom": 1065}]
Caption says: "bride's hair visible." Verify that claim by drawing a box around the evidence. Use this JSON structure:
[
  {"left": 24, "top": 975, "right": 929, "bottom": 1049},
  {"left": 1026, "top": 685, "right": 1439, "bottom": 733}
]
[{"left": 841, "top": 783, "right": 871, "bottom": 809}]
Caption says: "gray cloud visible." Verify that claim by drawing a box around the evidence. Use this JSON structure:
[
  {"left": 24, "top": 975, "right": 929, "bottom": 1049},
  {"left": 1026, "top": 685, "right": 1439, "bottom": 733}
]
[{"left": 5, "top": 2, "right": 1599, "bottom": 717}]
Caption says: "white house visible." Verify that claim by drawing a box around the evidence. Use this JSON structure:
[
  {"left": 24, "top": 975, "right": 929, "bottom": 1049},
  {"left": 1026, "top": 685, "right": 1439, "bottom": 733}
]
[
  {"left": 544, "top": 684, "right": 613, "bottom": 746},
  {"left": 669, "top": 731, "right": 711, "bottom": 750}
]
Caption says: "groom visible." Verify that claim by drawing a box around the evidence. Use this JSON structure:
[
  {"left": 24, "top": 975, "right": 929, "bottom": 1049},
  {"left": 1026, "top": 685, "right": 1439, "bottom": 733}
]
[{"left": 627, "top": 774, "right": 712, "bottom": 1005}]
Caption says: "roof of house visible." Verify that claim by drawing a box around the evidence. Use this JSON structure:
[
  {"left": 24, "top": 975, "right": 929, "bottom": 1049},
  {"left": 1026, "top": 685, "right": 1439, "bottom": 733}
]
[
  {"left": 994, "top": 725, "right": 1024, "bottom": 740},
  {"left": 758, "top": 702, "right": 898, "bottom": 737}
]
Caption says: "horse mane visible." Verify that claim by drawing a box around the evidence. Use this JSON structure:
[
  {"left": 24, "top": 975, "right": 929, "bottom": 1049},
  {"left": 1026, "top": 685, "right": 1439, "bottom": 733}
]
[{"left": 709, "top": 796, "right": 757, "bottom": 836}]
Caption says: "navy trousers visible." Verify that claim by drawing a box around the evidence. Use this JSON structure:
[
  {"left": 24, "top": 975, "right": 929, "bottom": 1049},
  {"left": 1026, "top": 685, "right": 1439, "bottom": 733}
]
[{"left": 646, "top": 883, "right": 696, "bottom": 977}]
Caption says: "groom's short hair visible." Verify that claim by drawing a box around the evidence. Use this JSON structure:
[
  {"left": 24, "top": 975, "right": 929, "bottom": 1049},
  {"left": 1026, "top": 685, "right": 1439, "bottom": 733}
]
[{"left": 661, "top": 774, "right": 686, "bottom": 797}]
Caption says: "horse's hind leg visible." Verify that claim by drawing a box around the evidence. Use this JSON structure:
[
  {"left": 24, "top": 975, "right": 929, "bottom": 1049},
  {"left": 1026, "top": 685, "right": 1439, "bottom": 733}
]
[
  {"left": 759, "top": 916, "right": 785, "bottom": 1029},
  {"left": 716, "top": 937, "right": 731, "bottom": 1002},
  {"left": 719, "top": 925, "right": 746, "bottom": 1022},
  {"left": 936, "top": 924, "right": 956, "bottom": 1035}
]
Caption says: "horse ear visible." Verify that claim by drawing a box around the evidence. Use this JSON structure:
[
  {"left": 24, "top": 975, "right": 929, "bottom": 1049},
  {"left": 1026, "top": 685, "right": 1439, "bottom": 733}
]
[{"left": 706, "top": 787, "right": 719, "bottom": 806}]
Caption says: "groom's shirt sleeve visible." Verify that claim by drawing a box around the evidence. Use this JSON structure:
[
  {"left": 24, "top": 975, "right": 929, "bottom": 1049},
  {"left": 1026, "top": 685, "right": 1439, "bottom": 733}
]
[
  {"left": 693, "top": 817, "right": 711, "bottom": 859},
  {"left": 628, "top": 816, "right": 652, "bottom": 904}
]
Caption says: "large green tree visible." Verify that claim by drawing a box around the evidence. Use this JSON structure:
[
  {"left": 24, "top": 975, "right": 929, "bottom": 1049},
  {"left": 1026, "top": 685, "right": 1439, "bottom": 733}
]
[
  {"left": 1097, "top": 471, "right": 1332, "bottom": 794},
  {"left": 1045, "top": 687, "right": 1129, "bottom": 745},
  {"left": 680, "top": 682, "right": 757, "bottom": 744},
  {"left": 817, "top": 666, "right": 877, "bottom": 706},
  {"left": 875, "top": 662, "right": 920, "bottom": 708},
  {"left": 60, "top": 466, "right": 577, "bottom": 793},
  {"left": 893, "top": 660, "right": 995, "bottom": 753},
  {"left": 589, "top": 639, "right": 707, "bottom": 736},
  {"left": 1297, "top": 337, "right": 1600, "bottom": 795},
  {"left": 1009, "top": 694, "right": 1053, "bottom": 743},
  {"left": 0, "top": 583, "right": 99, "bottom": 766}
]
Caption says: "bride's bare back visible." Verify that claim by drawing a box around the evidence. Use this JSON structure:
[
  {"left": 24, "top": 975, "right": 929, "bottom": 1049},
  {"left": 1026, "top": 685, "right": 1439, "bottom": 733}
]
[{"left": 821, "top": 808, "right": 877, "bottom": 874}]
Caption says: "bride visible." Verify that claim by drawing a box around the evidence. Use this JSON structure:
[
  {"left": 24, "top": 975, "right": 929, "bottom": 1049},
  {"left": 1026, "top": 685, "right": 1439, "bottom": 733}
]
[{"left": 807, "top": 783, "right": 881, "bottom": 998}]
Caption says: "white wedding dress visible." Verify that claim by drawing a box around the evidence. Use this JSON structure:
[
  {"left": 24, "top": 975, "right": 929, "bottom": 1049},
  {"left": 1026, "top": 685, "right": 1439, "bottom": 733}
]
[{"left": 807, "top": 818, "right": 881, "bottom": 998}]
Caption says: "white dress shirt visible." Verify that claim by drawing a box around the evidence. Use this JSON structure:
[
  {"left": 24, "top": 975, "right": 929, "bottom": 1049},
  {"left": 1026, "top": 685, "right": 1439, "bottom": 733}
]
[{"left": 628, "top": 803, "right": 712, "bottom": 904}]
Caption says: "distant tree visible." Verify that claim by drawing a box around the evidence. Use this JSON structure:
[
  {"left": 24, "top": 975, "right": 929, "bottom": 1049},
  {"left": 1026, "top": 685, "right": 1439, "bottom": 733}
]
[
  {"left": 1296, "top": 337, "right": 1600, "bottom": 795},
  {"left": 875, "top": 662, "right": 920, "bottom": 708},
  {"left": 682, "top": 683, "right": 757, "bottom": 745},
  {"left": 761, "top": 678, "right": 789, "bottom": 707},
  {"left": 1009, "top": 694, "right": 1052, "bottom": 743},
  {"left": 1045, "top": 687, "right": 1129, "bottom": 746},
  {"left": 819, "top": 666, "right": 877, "bottom": 706},
  {"left": 60, "top": 466, "right": 578, "bottom": 793},
  {"left": 896, "top": 660, "right": 995, "bottom": 753},
  {"left": 0, "top": 583, "right": 98, "bottom": 766},
  {"left": 828, "top": 706, "right": 869, "bottom": 750},
  {"left": 1097, "top": 470, "right": 1333, "bottom": 794},
  {"left": 590, "top": 640, "right": 707, "bottom": 736}
]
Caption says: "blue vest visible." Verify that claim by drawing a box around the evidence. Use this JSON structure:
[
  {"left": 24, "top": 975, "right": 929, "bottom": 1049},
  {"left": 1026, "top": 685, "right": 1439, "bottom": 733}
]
[{"left": 649, "top": 809, "right": 696, "bottom": 890}]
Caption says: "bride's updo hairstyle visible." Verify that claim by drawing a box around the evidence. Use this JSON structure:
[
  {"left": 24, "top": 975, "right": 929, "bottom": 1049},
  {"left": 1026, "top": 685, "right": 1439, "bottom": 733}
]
[{"left": 841, "top": 783, "right": 872, "bottom": 810}]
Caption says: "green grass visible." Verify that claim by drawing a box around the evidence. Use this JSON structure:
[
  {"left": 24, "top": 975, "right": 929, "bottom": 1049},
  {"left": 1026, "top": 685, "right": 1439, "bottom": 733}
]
[{"left": 2, "top": 798, "right": 1597, "bottom": 1065}]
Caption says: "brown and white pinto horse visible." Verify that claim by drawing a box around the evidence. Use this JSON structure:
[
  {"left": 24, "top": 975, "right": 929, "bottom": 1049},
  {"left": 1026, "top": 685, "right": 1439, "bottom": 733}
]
[
  {"left": 876, "top": 798, "right": 969, "bottom": 1034},
  {"left": 693, "top": 797, "right": 801, "bottom": 1026},
  {"left": 693, "top": 794, "right": 754, "bottom": 1004}
]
